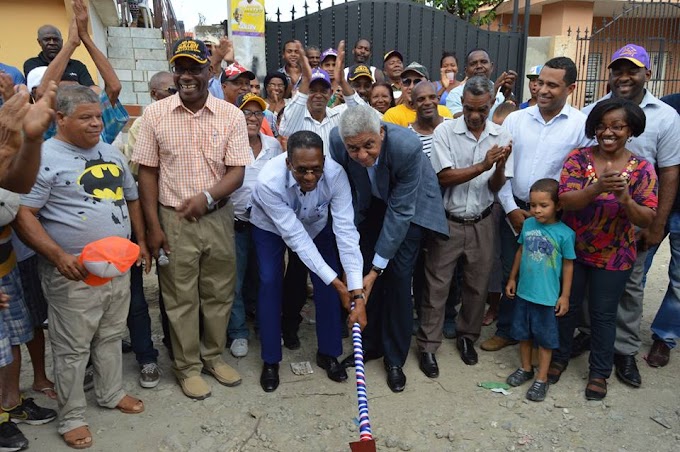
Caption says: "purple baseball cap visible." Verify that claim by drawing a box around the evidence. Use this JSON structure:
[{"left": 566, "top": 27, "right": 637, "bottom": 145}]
[
  {"left": 310, "top": 68, "right": 332, "bottom": 88},
  {"left": 320, "top": 48, "right": 338, "bottom": 63},
  {"left": 608, "top": 44, "right": 650, "bottom": 69}
]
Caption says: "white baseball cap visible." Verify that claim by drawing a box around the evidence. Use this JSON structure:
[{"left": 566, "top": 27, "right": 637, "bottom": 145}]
[{"left": 26, "top": 66, "right": 48, "bottom": 92}]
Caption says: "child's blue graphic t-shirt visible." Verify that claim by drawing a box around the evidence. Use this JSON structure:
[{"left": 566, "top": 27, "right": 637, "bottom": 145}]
[{"left": 517, "top": 217, "right": 576, "bottom": 306}]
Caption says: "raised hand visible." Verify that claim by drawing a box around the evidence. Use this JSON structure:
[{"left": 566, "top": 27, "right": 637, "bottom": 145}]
[
  {"left": 0, "top": 72, "right": 15, "bottom": 103},
  {"left": 72, "top": 0, "right": 89, "bottom": 37}
]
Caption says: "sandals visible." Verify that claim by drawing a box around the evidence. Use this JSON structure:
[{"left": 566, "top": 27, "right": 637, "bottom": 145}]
[
  {"left": 115, "top": 395, "right": 144, "bottom": 414},
  {"left": 33, "top": 385, "right": 58, "bottom": 400},
  {"left": 63, "top": 425, "right": 93, "bottom": 449},
  {"left": 547, "top": 361, "right": 567, "bottom": 384},
  {"left": 585, "top": 378, "right": 607, "bottom": 400}
]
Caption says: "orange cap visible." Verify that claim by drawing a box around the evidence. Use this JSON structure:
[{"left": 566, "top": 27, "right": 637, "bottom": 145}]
[{"left": 78, "top": 237, "right": 140, "bottom": 286}]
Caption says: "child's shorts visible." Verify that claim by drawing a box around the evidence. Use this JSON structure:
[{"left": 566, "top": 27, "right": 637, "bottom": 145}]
[
  {"left": 509, "top": 295, "right": 559, "bottom": 350},
  {"left": 0, "top": 267, "right": 34, "bottom": 367}
]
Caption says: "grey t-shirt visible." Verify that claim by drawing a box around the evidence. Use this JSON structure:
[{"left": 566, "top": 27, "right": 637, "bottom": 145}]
[{"left": 21, "top": 138, "right": 138, "bottom": 255}]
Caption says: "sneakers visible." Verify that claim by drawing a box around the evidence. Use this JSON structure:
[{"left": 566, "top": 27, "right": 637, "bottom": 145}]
[
  {"left": 5, "top": 397, "right": 57, "bottom": 426},
  {"left": 84, "top": 365, "right": 94, "bottom": 392},
  {"left": 480, "top": 335, "right": 519, "bottom": 351},
  {"left": 0, "top": 416, "right": 28, "bottom": 452},
  {"left": 506, "top": 368, "right": 534, "bottom": 387},
  {"left": 139, "top": 363, "right": 161, "bottom": 389},
  {"left": 526, "top": 380, "right": 548, "bottom": 402},
  {"left": 230, "top": 338, "right": 248, "bottom": 358}
]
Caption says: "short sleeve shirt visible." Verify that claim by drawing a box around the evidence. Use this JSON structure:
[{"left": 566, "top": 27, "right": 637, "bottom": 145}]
[
  {"left": 559, "top": 147, "right": 658, "bottom": 271},
  {"left": 132, "top": 94, "right": 252, "bottom": 207},
  {"left": 20, "top": 138, "right": 138, "bottom": 255},
  {"left": 517, "top": 217, "right": 576, "bottom": 306}
]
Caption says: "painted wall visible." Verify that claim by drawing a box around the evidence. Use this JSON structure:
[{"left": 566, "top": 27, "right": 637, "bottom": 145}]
[{"left": 0, "top": 0, "right": 101, "bottom": 82}]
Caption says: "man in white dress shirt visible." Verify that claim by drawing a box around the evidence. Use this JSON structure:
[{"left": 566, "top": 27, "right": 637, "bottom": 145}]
[
  {"left": 249, "top": 130, "right": 366, "bottom": 393},
  {"left": 482, "top": 57, "right": 592, "bottom": 353}
]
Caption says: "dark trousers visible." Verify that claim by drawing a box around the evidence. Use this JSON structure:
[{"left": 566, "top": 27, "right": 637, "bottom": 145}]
[
  {"left": 127, "top": 236, "right": 159, "bottom": 366},
  {"left": 253, "top": 222, "right": 343, "bottom": 364},
  {"left": 554, "top": 262, "right": 632, "bottom": 379},
  {"left": 495, "top": 201, "right": 529, "bottom": 339},
  {"left": 281, "top": 250, "right": 309, "bottom": 338},
  {"left": 359, "top": 198, "right": 423, "bottom": 367}
]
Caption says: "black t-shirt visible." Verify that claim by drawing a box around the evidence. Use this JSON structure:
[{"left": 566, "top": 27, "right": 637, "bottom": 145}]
[
  {"left": 23, "top": 52, "right": 94, "bottom": 86},
  {"left": 661, "top": 94, "right": 680, "bottom": 213}
]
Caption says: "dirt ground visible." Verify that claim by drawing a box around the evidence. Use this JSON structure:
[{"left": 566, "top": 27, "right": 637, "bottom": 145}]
[{"left": 18, "top": 238, "right": 680, "bottom": 452}]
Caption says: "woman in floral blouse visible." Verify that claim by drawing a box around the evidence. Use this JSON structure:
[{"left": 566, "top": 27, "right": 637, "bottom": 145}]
[{"left": 552, "top": 98, "right": 657, "bottom": 400}]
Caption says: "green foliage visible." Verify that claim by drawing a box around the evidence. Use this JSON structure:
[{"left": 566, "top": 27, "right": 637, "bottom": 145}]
[{"left": 414, "top": 0, "right": 506, "bottom": 25}]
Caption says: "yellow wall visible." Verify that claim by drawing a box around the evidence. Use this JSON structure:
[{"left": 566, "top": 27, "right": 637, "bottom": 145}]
[{"left": 0, "top": 0, "right": 98, "bottom": 82}]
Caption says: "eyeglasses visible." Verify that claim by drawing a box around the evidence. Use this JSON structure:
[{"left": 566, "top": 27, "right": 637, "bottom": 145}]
[
  {"left": 401, "top": 78, "right": 423, "bottom": 87},
  {"left": 291, "top": 166, "right": 324, "bottom": 177},
  {"left": 595, "top": 124, "right": 628, "bottom": 134},
  {"left": 242, "top": 110, "right": 264, "bottom": 119},
  {"left": 171, "top": 65, "right": 208, "bottom": 75}
]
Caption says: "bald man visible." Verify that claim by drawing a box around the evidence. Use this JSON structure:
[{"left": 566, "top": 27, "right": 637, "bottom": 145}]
[{"left": 23, "top": 24, "right": 94, "bottom": 86}]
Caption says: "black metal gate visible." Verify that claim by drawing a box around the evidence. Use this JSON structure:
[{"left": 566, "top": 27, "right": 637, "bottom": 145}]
[
  {"left": 265, "top": 0, "right": 528, "bottom": 101},
  {"left": 573, "top": 0, "right": 680, "bottom": 108}
]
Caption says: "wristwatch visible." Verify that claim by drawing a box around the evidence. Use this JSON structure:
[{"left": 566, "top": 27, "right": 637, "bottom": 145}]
[
  {"left": 371, "top": 265, "right": 384, "bottom": 276},
  {"left": 203, "top": 191, "right": 217, "bottom": 209}
]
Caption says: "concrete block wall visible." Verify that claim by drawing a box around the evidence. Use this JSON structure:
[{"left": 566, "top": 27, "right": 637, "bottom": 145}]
[{"left": 107, "top": 27, "right": 169, "bottom": 107}]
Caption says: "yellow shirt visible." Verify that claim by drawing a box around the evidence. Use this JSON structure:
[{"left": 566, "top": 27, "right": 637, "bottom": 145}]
[{"left": 382, "top": 104, "right": 452, "bottom": 127}]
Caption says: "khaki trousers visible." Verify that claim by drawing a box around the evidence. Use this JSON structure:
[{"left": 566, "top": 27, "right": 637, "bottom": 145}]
[
  {"left": 158, "top": 204, "right": 236, "bottom": 379},
  {"left": 40, "top": 259, "right": 129, "bottom": 435},
  {"left": 417, "top": 214, "right": 495, "bottom": 352}
]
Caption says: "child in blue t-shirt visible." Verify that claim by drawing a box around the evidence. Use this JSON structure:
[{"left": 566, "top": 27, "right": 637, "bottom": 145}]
[{"left": 505, "top": 178, "right": 575, "bottom": 402}]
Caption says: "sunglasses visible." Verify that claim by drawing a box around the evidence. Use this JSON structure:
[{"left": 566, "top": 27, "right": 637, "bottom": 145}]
[{"left": 401, "top": 78, "right": 423, "bottom": 87}]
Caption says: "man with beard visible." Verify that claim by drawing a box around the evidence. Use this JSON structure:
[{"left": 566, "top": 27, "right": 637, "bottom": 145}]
[
  {"left": 343, "top": 39, "right": 384, "bottom": 83},
  {"left": 446, "top": 48, "right": 516, "bottom": 117},
  {"left": 571, "top": 44, "right": 680, "bottom": 388},
  {"left": 383, "top": 62, "right": 452, "bottom": 127},
  {"left": 24, "top": 25, "right": 93, "bottom": 86},
  {"left": 417, "top": 76, "right": 512, "bottom": 374},
  {"left": 133, "top": 38, "right": 251, "bottom": 401}
]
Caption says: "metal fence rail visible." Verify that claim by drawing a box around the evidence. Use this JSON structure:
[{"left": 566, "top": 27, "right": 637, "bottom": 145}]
[
  {"left": 573, "top": 0, "right": 680, "bottom": 108},
  {"left": 264, "top": 0, "right": 528, "bottom": 101}
]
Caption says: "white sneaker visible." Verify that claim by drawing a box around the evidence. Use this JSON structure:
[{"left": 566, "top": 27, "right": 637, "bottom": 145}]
[{"left": 230, "top": 338, "right": 248, "bottom": 358}]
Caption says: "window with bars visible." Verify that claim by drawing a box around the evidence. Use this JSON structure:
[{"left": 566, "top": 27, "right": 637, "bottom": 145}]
[{"left": 584, "top": 53, "right": 602, "bottom": 106}]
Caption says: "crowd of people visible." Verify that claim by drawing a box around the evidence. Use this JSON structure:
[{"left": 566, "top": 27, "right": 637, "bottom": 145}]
[{"left": 0, "top": 0, "right": 679, "bottom": 449}]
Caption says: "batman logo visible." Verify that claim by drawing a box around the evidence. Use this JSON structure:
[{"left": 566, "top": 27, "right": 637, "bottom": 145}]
[{"left": 77, "top": 157, "right": 125, "bottom": 206}]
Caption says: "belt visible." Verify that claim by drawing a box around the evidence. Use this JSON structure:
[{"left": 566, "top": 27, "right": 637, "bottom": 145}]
[
  {"left": 446, "top": 204, "right": 493, "bottom": 224},
  {"left": 514, "top": 196, "right": 530, "bottom": 211},
  {"left": 234, "top": 218, "right": 250, "bottom": 232}
]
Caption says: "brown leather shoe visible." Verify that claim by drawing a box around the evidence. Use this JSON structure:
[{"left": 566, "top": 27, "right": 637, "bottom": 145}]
[
  {"left": 646, "top": 340, "right": 671, "bottom": 368},
  {"left": 480, "top": 335, "right": 519, "bottom": 351}
]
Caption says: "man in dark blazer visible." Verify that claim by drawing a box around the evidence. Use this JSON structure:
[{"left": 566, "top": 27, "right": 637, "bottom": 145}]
[{"left": 329, "top": 105, "right": 449, "bottom": 392}]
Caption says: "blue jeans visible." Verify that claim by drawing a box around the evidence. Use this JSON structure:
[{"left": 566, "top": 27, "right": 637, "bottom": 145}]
[
  {"left": 253, "top": 222, "right": 342, "bottom": 364},
  {"left": 554, "top": 262, "right": 632, "bottom": 379},
  {"left": 128, "top": 262, "right": 159, "bottom": 365},
  {"left": 494, "top": 213, "right": 521, "bottom": 339},
  {"left": 228, "top": 226, "right": 254, "bottom": 340},
  {"left": 645, "top": 211, "right": 680, "bottom": 348}
]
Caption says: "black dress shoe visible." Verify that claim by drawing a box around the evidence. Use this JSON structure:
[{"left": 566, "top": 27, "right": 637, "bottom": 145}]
[
  {"left": 282, "top": 333, "right": 301, "bottom": 350},
  {"left": 457, "top": 337, "right": 478, "bottom": 365},
  {"left": 316, "top": 353, "right": 348, "bottom": 382},
  {"left": 340, "top": 350, "right": 382, "bottom": 368},
  {"left": 260, "top": 363, "right": 280, "bottom": 392},
  {"left": 614, "top": 354, "right": 641, "bottom": 387},
  {"left": 384, "top": 362, "right": 406, "bottom": 392},
  {"left": 419, "top": 352, "right": 439, "bottom": 378}
]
